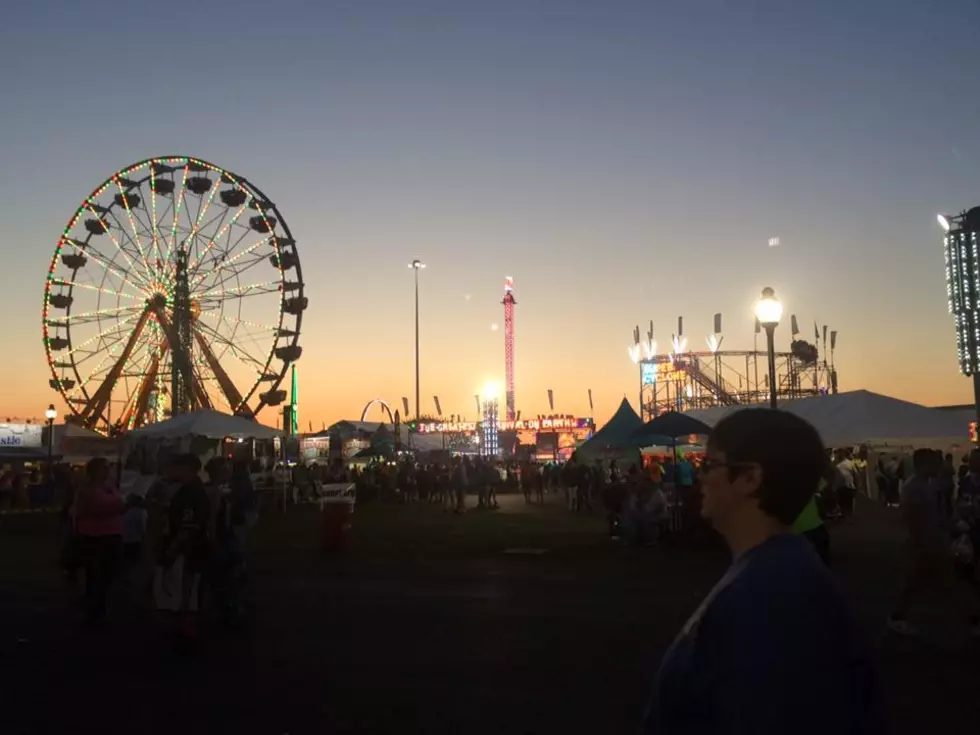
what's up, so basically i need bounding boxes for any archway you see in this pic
[360,398,394,424]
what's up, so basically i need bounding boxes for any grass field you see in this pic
[0,493,978,734]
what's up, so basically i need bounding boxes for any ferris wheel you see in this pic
[43,156,306,434]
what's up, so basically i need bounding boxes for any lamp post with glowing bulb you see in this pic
[754,287,783,409]
[408,260,426,423]
[44,404,57,481]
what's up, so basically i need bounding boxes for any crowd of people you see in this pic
[60,453,257,646]
[886,447,980,635]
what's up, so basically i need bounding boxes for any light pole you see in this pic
[45,404,57,482]
[754,287,783,409]
[408,259,426,422]
[938,209,980,436]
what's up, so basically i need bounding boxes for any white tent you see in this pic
[684,390,971,449]
[54,423,119,463]
[124,409,281,440]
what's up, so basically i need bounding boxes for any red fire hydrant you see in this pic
[320,496,354,552]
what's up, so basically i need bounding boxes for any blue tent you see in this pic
[632,411,712,446]
[575,398,645,462]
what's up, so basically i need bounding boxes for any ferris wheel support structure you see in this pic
[76,307,154,427]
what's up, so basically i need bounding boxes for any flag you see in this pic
[713,313,722,334]
[754,317,761,334]
[547,389,554,411]
[830,331,837,350]
[587,389,594,412]
[434,396,442,416]
[401,397,409,417]
[677,316,684,336]
[790,314,799,336]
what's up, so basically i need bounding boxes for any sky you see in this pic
[3,0,980,429]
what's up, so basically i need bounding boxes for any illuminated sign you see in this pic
[656,362,687,384]
[640,361,689,384]
[417,417,592,434]
[0,424,43,449]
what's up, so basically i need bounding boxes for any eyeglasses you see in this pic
[700,458,756,474]
[699,458,730,474]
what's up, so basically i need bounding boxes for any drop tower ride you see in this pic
[502,277,516,421]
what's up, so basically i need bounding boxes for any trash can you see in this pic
[320,496,354,552]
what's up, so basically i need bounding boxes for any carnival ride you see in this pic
[43,156,306,434]
[630,319,839,422]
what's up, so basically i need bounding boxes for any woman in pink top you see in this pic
[74,457,124,623]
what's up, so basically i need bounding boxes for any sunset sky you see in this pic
[3,0,980,428]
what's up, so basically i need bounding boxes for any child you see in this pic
[122,494,148,564]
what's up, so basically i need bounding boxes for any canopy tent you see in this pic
[574,398,644,462]
[124,409,281,440]
[0,446,50,462]
[632,411,712,447]
[54,423,119,463]
[684,390,971,449]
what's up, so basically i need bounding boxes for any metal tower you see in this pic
[289,364,299,435]
[502,277,517,421]
[170,246,194,416]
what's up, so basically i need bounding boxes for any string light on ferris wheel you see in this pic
[43,156,308,434]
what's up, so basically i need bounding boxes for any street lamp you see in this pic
[754,287,783,409]
[45,404,57,481]
[408,259,426,422]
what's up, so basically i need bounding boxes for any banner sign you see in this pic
[0,424,43,449]
[417,417,592,434]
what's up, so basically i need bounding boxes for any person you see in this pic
[938,452,956,518]
[161,454,211,644]
[836,448,857,518]
[452,457,468,514]
[792,463,831,565]
[121,493,148,564]
[647,481,670,545]
[959,449,980,505]
[643,409,885,734]
[74,457,125,624]
[208,458,252,627]
[675,454,694,492]
[887,449,980,636]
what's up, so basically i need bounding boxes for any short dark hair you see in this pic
[709,409,826,525]
[85,457,109,480]
[173,453,202,473]
[912,449,933,472]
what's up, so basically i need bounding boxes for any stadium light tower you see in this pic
[408,259,426,420]
[938,208,980,433]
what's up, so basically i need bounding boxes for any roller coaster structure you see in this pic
[638,350,838,422]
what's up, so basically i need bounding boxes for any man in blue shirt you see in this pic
[644,408,885,734]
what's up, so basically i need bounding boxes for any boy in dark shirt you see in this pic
[162,453,210,642]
